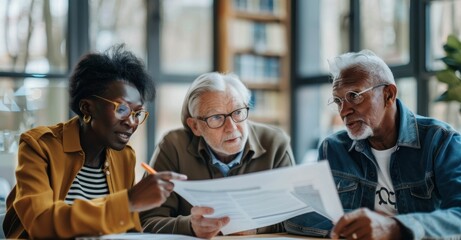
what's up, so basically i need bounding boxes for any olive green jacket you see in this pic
[140,121,295,236]
[3,117,141,239]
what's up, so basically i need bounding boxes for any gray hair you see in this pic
[328,49,395,85]
[181,72,251,130]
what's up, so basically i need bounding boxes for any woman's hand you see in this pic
[128,171,187,212]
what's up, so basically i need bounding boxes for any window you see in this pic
[427,0,461,130]
[360,0,410,65]
[297,0,350,76]
[427,0,461,70]
[0,0,68,73]
[0,0,69,187]
[429,77,461,130]
[160,0,213,75]
[89,0,147,59]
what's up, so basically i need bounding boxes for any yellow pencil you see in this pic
[141,162,157,174]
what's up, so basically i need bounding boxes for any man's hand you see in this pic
[331,208,403,240]
[190,206,230,239]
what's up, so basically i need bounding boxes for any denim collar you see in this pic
[349,99,421,152]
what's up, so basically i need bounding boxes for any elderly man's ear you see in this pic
[187,117,202,137]
[384,84,397,106]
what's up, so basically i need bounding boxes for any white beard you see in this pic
[347,124,373,140]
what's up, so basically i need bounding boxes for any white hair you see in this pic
[181,72,251,130]
[328,49,395,85]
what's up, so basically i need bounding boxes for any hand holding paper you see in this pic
[190,206,230,239]
[128,164,187,212]
[172,161,343,235]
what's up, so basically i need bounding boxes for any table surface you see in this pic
[213,233,329,239]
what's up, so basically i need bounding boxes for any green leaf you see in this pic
[451,52,461,65]
[447,85,461,102]
[436,69,461,86]
[435,87,461,102]
[441,57,460,68]
[446,34,461,51]
[444,44,458,53]
[436,35,461,104]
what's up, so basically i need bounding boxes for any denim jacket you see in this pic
[285,99,461,240]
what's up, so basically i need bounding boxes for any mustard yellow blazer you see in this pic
[3,117,141,238]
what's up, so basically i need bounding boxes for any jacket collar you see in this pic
[63,116,83,153]
[394,99,420,149]
[349,99,420,152]
[246,121,266,158]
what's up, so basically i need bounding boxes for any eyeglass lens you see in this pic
[114,104,147,123]
[93,95,148,124]
[328,84,387,111]
[205,107,249,128]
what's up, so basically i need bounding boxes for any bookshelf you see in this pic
[217,0,291,132]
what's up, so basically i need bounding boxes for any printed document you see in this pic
[172,161,343,235]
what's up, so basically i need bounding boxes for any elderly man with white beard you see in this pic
[285,50,461,240]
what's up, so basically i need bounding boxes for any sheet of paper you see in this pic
[172,161,343,235]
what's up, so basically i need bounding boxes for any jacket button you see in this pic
[106,170,110,175]
[120,220,124,225]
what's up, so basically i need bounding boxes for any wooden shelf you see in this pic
[232,11,285,22]
[232,49,286,57]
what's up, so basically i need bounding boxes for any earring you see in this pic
[83,115,92,124]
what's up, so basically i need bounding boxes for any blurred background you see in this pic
[0,0,460,191]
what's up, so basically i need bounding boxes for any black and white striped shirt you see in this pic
[64,165,109,204]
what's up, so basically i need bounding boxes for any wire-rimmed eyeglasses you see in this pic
[197,107,249,129]
[92,95,149,125]
[327,83,388,111]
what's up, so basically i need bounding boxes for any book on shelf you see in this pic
[230,19,286,55]
[233,54,280,84]
[233,0,286,18]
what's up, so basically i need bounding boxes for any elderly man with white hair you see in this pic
[140,72,295,239]
[285,50,461,240]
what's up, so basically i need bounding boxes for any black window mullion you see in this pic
[68,0,90,71]
[146,0,161,158]
[412,0,430,116]
[350,0,361,51]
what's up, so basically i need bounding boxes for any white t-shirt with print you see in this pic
[371,146,398,216]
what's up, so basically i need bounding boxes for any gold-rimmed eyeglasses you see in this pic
[92,95,149,125]
[197,107,249,129]
[327,83,388,111]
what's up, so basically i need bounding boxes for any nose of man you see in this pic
[223,116,238,130]
[339,100,355,118]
